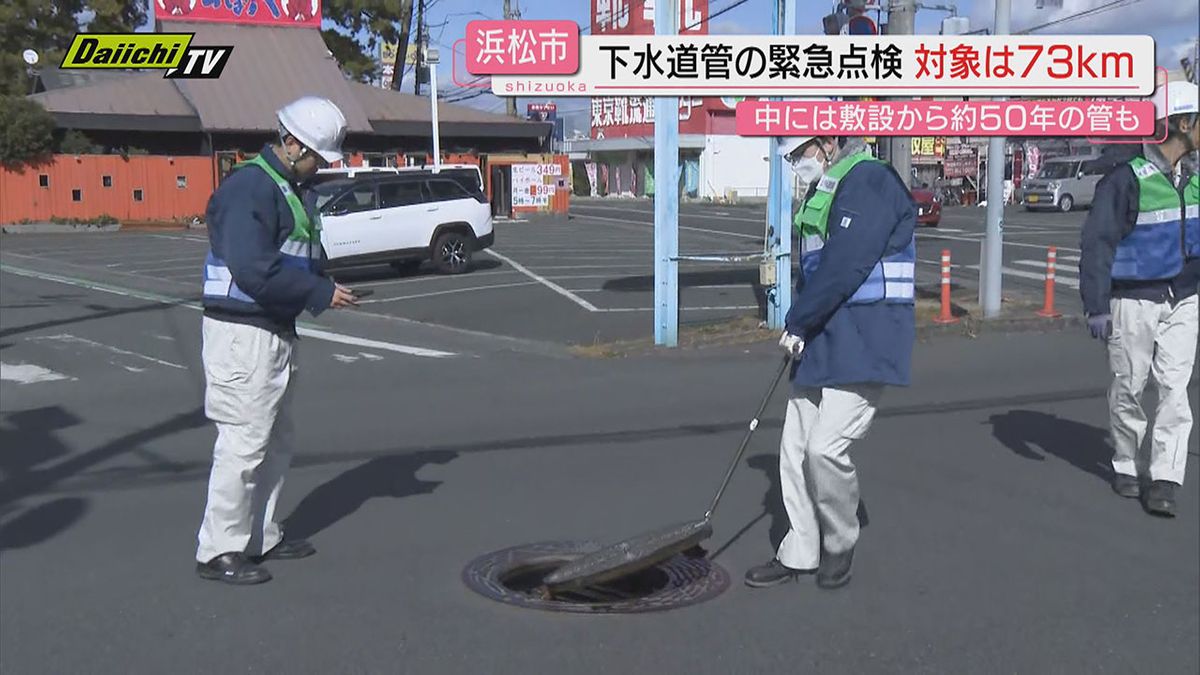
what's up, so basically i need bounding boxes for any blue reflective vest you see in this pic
[201,154,319,307]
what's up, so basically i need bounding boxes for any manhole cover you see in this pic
[462,541,730,614]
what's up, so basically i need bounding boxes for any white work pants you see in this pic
[776,385,882,570]
[196,317,296,563]
[1107,295,1198,486]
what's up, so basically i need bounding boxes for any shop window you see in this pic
[38,174,49,188]
[102,175,113,188]
[176,175,187,189]
[133,189,144,202]
[72,189,82,202]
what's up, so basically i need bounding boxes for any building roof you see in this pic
[36,66,134,92]
[347,82,550,138]
[26,23,549,142]
[159,20,374,133]
[29,72,201,132]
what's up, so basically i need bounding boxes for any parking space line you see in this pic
[1,252,193,286]
[358,281,538,304]
[595,305,760,313]
[922,233,1081,254]
[30,333,187,370]
[1,362,75,384]
[574,203,761,224]
[0,264,458,358]
[483,250,600,312]
[348,269,523,288]
[574,213,760,241]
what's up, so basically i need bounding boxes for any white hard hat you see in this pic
[777,97,835,158]
[1151,82,1199,120]
[277,96,348,164]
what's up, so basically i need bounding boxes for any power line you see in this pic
[1015,0,1141,34]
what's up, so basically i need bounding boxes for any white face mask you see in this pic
[790,155,826,184]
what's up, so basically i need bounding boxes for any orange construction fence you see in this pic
[0,154,214,224]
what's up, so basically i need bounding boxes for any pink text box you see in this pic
[735,100,1156,137]
[465,20,579,76]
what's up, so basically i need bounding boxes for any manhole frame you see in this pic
[462,541,731,614]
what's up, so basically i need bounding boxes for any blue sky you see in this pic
[131,0,1197,121]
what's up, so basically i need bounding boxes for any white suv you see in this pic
[311,168,494,275]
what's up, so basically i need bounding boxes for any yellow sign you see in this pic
[381,42,418,66]
[60,33,192,69]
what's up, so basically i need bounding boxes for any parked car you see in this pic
[911,186,941,227]
[1022,155,1105,212]
[311,171,494,275]
[313,164,486,197]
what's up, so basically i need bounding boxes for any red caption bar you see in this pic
[735,100,1157,137]
[465,20,580,75]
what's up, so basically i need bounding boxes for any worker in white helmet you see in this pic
[195,96,358,584]
[745,105,917,591]
[1079,81,1200,518]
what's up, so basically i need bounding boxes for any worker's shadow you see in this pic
[282,451,457,540]
[987,410,1111,482]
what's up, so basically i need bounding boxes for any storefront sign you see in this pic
[511,164,562,208]
[155,0,322,28]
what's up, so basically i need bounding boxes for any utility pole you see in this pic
[887,0,916,188]
[980,0,1010,317]
[414,0,425,95]
[503,0,519,117]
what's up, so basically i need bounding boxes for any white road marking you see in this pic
[577,213,761,240]
[296,328,455,358]
[358,281,538,304]
[0,264,457,359]
[965,263,1079,289]
[482,250,600,311]
[359,352,384,361]
[574,203,762,224]
[351,269,522,288]
[596,305,761,313]
[31,333,188,370]
[922,232,1082,254]
[1,362,74,384]
[148,234,208,242]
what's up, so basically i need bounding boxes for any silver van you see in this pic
[1022,154,1106,212]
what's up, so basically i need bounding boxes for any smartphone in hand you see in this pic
[352,288,374,299]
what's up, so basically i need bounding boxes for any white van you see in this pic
[1022,155,1106,212]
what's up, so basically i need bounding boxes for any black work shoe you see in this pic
[196,552,271,585]
[817,548,854,590]
[254,538,316,562]
[1112,473,1140,499]
[1143,481,1178,518]
[744,558,808,588]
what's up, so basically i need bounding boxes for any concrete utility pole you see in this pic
[887,0,916,188]
[503,0,519,117]
[980,0,1010,317]
[653,0,680,346]
[414,0,425,95]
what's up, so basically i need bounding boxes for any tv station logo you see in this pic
[60,33,233,79]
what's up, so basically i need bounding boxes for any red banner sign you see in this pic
[589,0,710,139]
[155,0,322,28]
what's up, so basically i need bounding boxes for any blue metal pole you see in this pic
[765,0,783,330]
[767,0,795,330]
[654,0,679,347]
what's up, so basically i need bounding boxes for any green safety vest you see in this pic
[792,152,917,306]
[1185,172,1199,259]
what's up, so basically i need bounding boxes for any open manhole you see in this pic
[462,541,730,614]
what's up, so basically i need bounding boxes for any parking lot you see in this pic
[0,200,1088,347]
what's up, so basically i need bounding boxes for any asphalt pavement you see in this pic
[1,230,1196,673]
[0,199,1087,349]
